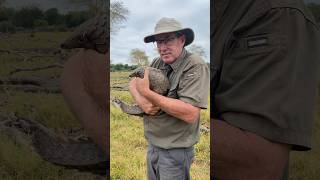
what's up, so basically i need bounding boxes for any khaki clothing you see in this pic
[212,0,320,151]
[144,49,210,149]
[147,144,194,180]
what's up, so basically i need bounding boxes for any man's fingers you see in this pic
[128,78,137,89]
[144,67,149,80]
[149,109,160,115]
[151,107,160,114]
[145,106,160,115]
[130,77,137,82]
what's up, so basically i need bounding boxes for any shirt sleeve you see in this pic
[178,62,210,109]
[215,7,320,150]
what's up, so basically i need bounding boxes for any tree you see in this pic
[129,49,149,66]
[33,19,48,27]
[68,0,129,34]
[188,44,207,58]
[64,11,90,28]
[13,6,43,28]
[0,7,14,21]
[90,0,108,14]
[44,8,63,25]
[111,0,128,35]
[111,63,138,72]
[69,0,108,15]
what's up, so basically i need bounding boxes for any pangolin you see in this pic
[113,67,170,116]
[60,13,108,54]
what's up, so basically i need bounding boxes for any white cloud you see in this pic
[111,0,210,64]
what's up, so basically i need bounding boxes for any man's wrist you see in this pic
[141,88,152,98]
[143,90,160,106]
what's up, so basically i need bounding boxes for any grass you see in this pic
[288,97,320,180]
[0,32,103,179]
[110,71,210,179]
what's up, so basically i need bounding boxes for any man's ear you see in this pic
[180,35,186,46]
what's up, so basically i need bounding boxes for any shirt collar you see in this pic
[166,49,187,73]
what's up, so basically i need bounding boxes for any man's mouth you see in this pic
[161,53,171,56]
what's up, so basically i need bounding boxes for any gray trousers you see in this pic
[147,144,194,180]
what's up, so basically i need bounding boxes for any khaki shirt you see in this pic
[212,0,320,150]
[144,49,210,149]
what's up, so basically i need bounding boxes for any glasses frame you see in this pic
[153,33,183,48]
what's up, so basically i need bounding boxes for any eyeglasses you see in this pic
[154,36,177,48]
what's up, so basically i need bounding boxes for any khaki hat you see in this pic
[144,17,194,46]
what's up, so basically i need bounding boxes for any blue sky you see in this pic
[110,0,210,64]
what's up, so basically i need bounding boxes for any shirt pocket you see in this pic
[231,33,285,55]
[221,33,287,83]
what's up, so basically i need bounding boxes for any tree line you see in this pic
[0,6,93,32]
[111,63,138,72]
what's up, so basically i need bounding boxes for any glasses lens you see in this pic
[155,36,176,48]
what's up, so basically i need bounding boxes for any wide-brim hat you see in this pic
[144,17,194,46]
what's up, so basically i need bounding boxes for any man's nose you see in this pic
[158,44,168,51]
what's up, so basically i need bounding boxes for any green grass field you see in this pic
[289,96,320,180]
[0,32,104,179]
[110,71,210,179]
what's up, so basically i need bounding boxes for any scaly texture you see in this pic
[0,116,107,175]
[60,13,108,54]
[114,67,170,116]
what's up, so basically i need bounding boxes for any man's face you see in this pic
[154,32,185,64]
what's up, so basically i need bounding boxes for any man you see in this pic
[212,0,320,179]
[129,17,210,180]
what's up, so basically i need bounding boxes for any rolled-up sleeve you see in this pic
[216,7,320,150]
[178,63,210,109]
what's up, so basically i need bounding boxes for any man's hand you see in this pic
[129,74,160,115]
[135,68,151,95]
[141,103,161,115]
[132,67,200,122]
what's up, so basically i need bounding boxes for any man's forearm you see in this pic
[133,68,200,122]
[144,89,200,123]
[61,50,108,152]
[129,80,152,107]
[212,120,290,180]
[129,79,160,115]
